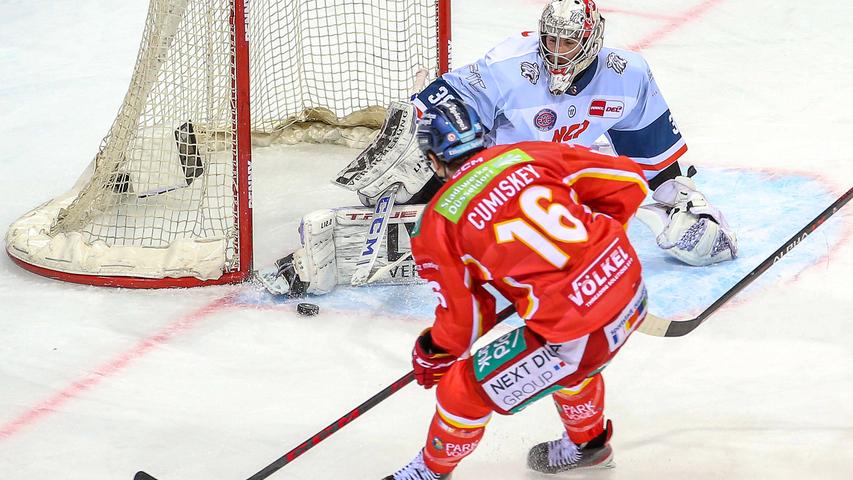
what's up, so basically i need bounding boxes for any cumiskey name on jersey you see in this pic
[467,164,541,230]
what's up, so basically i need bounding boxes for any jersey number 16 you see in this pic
[494,186,588,268]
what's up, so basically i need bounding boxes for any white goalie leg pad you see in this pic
[636,175,738,267]
[258,209,338,296]
[260,204,426,296]
[291,209,338,294]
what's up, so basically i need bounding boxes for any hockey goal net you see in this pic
[6,0,449,287]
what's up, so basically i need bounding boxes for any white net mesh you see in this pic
[251,0,439,131]
[6,0,441,283]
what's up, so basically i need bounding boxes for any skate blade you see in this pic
[530,452,615,477]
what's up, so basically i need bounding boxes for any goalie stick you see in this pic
[336,71,429,287]
[638,186,852,338]
[134,304,518,480]
[350,183,401,286]
[366,250,414,284]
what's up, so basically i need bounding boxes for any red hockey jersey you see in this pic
[411,141,649,357]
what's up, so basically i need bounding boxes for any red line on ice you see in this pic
[0,296,233,441]
[599,7,678,21]
[523,0,712,23]
[628,0,725,51]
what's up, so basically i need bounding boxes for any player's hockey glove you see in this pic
[636,170,738,266]
[412,328,457,389]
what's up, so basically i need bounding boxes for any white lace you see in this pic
[392,450,442,480]
[547,432,582,468]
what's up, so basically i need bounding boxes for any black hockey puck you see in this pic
[297,302,320,316]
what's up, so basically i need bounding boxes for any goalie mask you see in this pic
[539,0,605,95]
[416,99,485,166]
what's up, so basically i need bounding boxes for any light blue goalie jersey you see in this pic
[413,33,687,181]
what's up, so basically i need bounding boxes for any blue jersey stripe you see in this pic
[608,110,682,159]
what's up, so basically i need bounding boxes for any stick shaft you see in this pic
[643,186,852,337]
[247,304,517,480]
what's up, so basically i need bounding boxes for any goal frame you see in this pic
[7,0,452,288]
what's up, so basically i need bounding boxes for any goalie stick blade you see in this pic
[134,472,159,480]
[366,251,413,285]
[175,121,204,186]
[135,184,186,198]
[111,122,205,199]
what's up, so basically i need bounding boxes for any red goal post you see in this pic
[6,0,451,288]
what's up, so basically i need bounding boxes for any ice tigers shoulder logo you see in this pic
[520,61,540,85]
[606,52,628,75]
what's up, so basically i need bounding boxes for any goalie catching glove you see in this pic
[332,101,437,206]
[636,171,738,266]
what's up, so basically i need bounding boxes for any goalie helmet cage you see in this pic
[5,0,451,288]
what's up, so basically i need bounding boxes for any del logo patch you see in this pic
[589,99,624,118]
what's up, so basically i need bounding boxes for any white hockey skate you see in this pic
[383,450,451,480]
[527,420,615,474]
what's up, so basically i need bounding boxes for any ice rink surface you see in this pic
[1,1,851,479]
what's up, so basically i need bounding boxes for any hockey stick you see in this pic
[337,71,429,287]
[366,250,413,285]
[638,186,852,338]
[135,304,518,480]
[109,122,205,198]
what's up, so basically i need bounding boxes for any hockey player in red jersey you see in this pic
[383,99,649,480]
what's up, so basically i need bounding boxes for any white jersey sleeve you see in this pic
[603,53,687,181]
[412,35,525,133]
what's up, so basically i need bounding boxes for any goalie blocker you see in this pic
[258,204,424,296]
[333,99,440,207]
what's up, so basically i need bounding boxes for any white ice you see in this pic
[1,1,852,479]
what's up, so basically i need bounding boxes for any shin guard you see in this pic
[551,373,606,445]
[423,411,486,475]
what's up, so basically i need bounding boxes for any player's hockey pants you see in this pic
[422,286,646,474]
